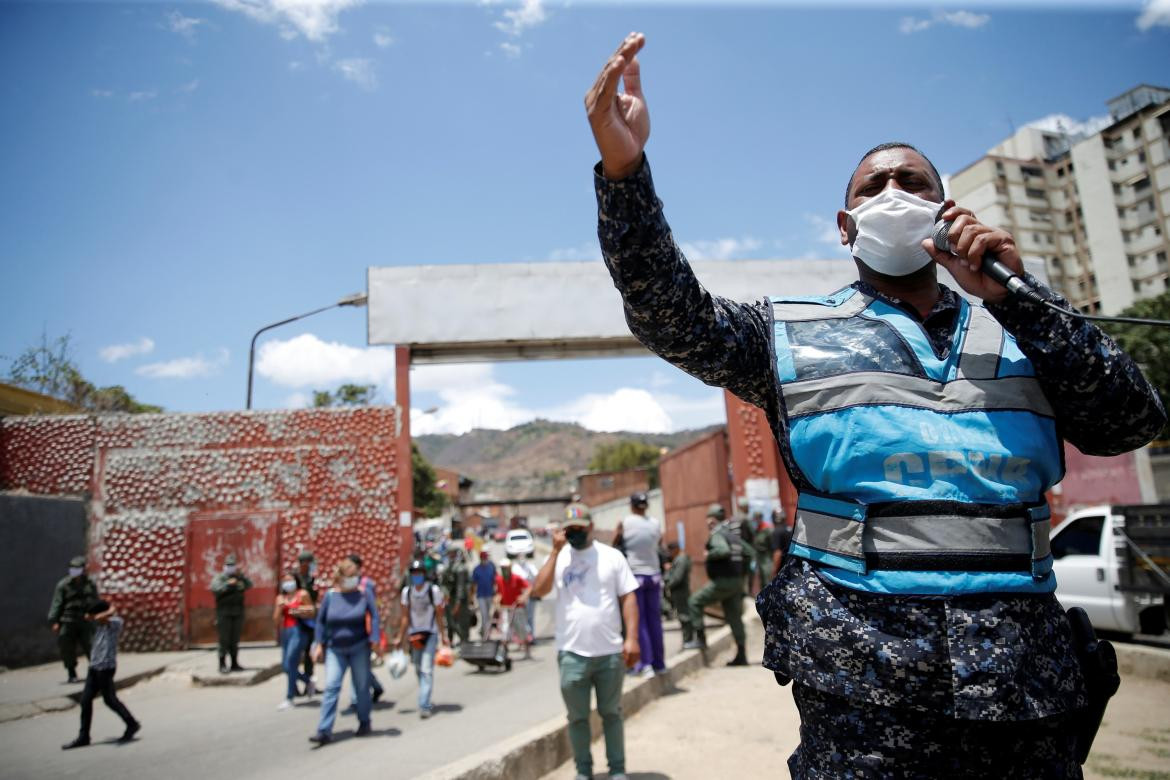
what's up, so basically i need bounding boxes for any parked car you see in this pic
[1051,503,1170,637]
[504,529,535,557]
[491,529,507,543]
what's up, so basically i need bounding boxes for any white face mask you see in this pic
[281,581,296,593]
[224,565,237,575]
[341,576,360,591]
[69,567,84,578]
[846,188,941,277]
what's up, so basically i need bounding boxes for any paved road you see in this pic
[0,591,573,780]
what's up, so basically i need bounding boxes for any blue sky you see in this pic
[2,0,1168,435]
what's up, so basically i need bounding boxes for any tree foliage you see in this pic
[588,440,662,487]
[1102,291,1170,440]
[413,442,450,518]
[3,332,162,414]
[312,383,376,407]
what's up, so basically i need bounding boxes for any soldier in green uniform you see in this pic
[734,496,756,594]
[440,547,470,646]
[663,541,693,648]
[210,554,252,673]
[751,510,775,591]
[684,504,749,667]
[48,556,99,683]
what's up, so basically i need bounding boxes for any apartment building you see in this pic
[950,84,1170,315]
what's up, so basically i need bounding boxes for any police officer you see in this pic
[48,556,98,683]
[440,547,470,646]
[684,504,749,666]
[210,553,251,673]
[663,541,693,648]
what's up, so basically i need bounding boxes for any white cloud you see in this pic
[805,213,845,246]
[100,337,155,363]
[128,90,158,102]
[900,9,990,34]
[411,364,533,434]
[282,391,312,409]
[546,241,602,262]
[333,58,377,90]
[211,0,361,42]
[255,333,394,389]
[1137,0,1170,30]
[373,28,394,48]
[678,236,763,261]
[137,348,229,379]
[548,388,673,433]
[165,10,205,39]
[500,41,522,59]
[91,89,114,98]
[494,0,547,37]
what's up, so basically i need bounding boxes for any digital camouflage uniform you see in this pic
[663,552,693,643]
[48,564,98,679]
[595,156,1166,776]
[440,554,471,645]
[210,559,252,670]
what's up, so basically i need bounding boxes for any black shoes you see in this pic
[66,673,79,684]
[726,644,749,666]
[61,737,90,750]
[355,723,372,737]
[308,731,332,746]
[372,688,383,703]
[119,721,141,743]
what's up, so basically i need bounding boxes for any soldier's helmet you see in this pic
[225,553,238,566]
[69,555,85,569]
[706,503,726,520]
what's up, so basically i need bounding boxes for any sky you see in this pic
[2,0,1169,436]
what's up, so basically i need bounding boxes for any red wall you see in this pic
[0,407,404,650]
[658,429,731,590]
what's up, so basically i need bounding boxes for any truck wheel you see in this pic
[1139,605,1167,636]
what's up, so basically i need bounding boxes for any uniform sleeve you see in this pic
[596,157,777,411]
[706,531,731,561]
[209,575,227,595]
[48,581,64,622]
[985,275,1166,455]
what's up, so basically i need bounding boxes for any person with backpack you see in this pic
[684,504,750,666]
[392,560,449,719]
[308,559,380,745]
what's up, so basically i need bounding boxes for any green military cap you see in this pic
[706,503,726,520]
[225,553,238,566]
[297,549,315,562]
[69,556,85,568]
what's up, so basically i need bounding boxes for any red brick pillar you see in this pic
[723,389,797,524]
[395,346,414,569]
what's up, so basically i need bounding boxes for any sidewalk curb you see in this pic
[1115,643,1170,683]
[190,663,282,687]
[419,619,745,780]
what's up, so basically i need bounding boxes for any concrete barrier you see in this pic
[419,619,744,780]
[1115,642,1170,684]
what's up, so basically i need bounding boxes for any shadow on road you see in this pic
[430,703,463,714]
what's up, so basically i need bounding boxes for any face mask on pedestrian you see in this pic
[845,188,941,277]
[68,566,84,578]
[411,574,425,586]
[565,528,589,549]
[224,564,237,575]
[280,580,296,593]
[341,575,359,590]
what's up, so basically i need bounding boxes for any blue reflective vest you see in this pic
[772,287,1062,596]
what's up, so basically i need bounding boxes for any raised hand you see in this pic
[922,200,1024,306]
[585,32,649,180]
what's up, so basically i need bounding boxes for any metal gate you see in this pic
[186,510,280,646]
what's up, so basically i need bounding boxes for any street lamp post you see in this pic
[246,292,368,410]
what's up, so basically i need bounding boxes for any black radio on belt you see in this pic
[1066,607,1121,765]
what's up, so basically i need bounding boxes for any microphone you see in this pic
[932,220,1046,305]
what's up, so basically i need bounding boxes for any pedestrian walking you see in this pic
[439,547,471,646]
[470,551,496,640]
[531,504,639,780]
[345,553,385,706]
[685,505,750,666]
[612,492,666,676]
[663,542,693,648]
[210,553,251,673]
[495,558,531,658]
[309,559,380,745]
[585,32,1165,775]
[513,554,540,644]
[392,560,449,719]
[294,550,318,686]
[61,600,139,750]
[47,555,98,683]
[274,570,316,709]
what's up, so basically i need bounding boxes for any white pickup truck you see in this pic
[1051,504,1170,637]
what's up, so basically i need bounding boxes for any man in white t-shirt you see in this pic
[392,560,449,719]
[532,504,639,780]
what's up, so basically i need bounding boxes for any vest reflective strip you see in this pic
[783,371,1054,418]
[957,306,1005,380]
[771,289,870,323]
[792,508,865,562]
[793,509,1040,560]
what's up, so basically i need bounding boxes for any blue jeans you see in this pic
[316,643,371,735]
[281,627,311,700]
[410,632,439,713]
